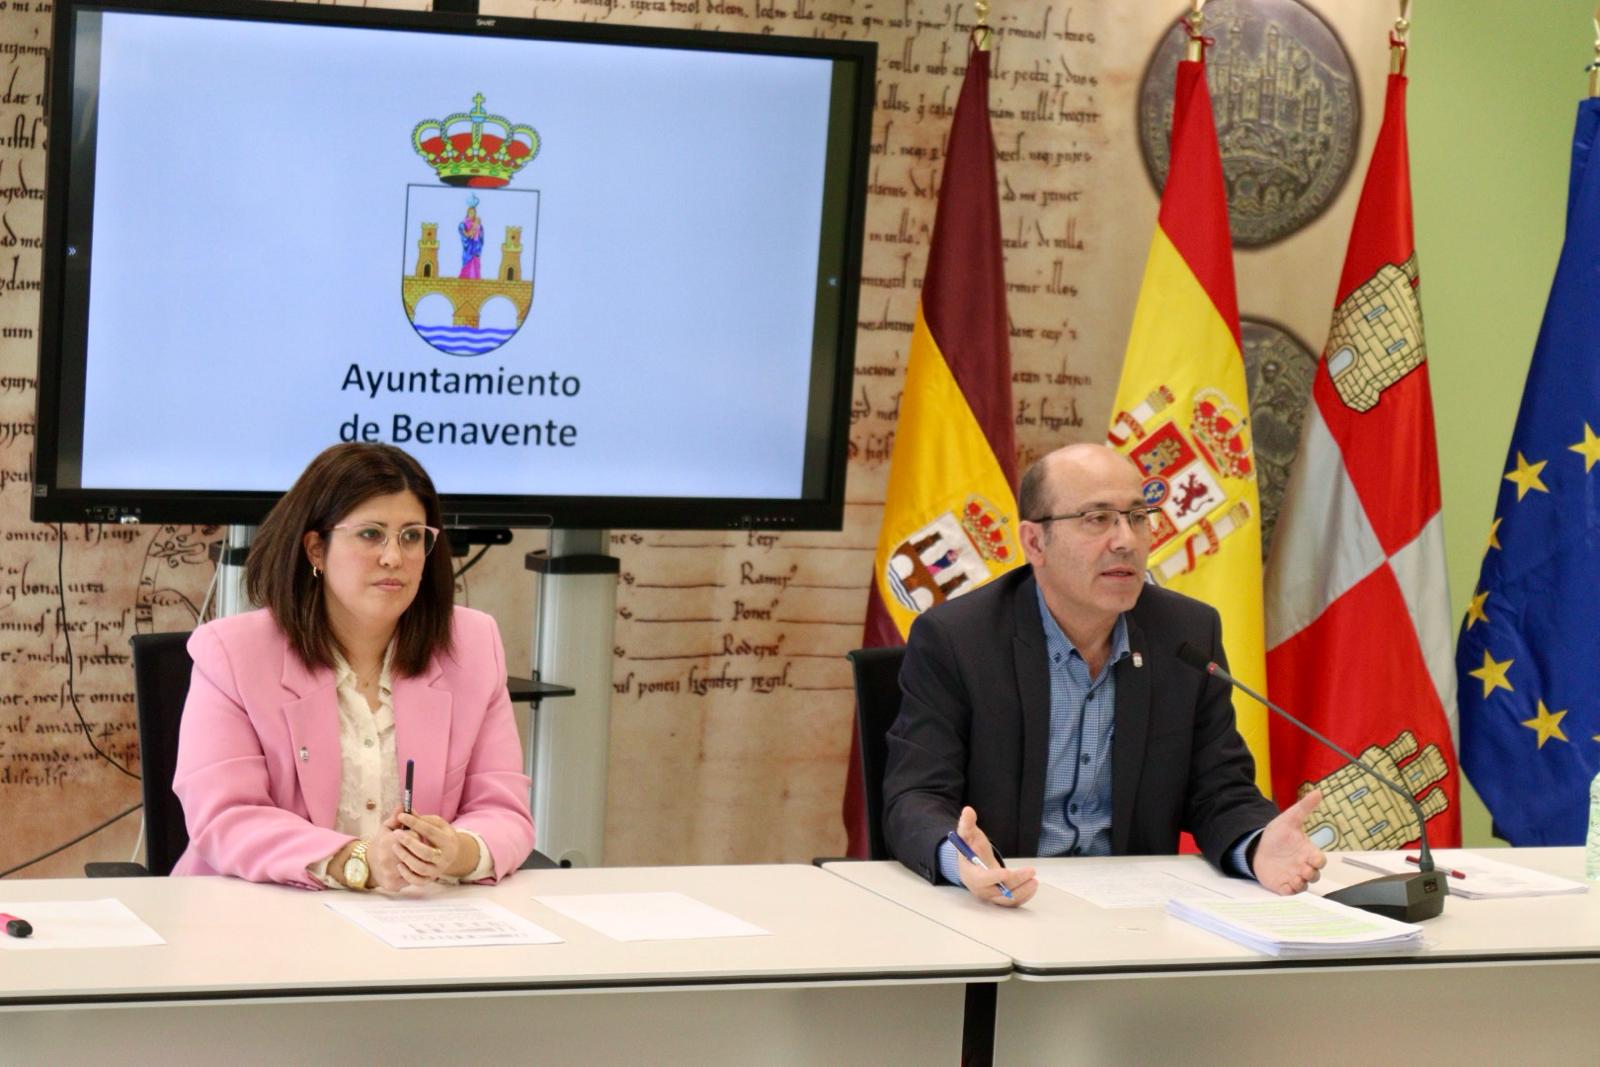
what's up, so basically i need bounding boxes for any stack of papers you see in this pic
[1167,893,1424,958]
[1340,850,1590,900]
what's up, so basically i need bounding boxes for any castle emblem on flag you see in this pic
[402,94,542,358]
[1110,384,1256,585]
[884,497,1014,615]
[1296,730,1451,850]
[1324,254,1425,412]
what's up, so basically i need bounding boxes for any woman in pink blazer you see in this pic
[172,444,535,889]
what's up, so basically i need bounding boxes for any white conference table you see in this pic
[828,848,1600,1067]
[0,863,1009,1065]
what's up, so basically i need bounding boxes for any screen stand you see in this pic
[214,525,256,618]
[526,530,619,867]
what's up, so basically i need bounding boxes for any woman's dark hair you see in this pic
[246,443,454,676]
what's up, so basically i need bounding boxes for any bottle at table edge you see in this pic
[1587,768,1600,881]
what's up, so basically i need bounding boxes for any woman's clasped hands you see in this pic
[364,810,479,890]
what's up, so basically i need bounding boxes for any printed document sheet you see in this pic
[1036,859,1270,909]
[1339,850,1589,899]
[324,897,563,949]
[534,892,770,942]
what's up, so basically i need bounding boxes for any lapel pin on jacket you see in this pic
[299,746,310,761]
[1132,652,1144,669]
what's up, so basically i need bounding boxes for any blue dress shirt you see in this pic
[937,585,1262,886]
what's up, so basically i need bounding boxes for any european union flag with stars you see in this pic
[1458,98,1600,845]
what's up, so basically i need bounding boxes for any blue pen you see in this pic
[945,830,1013,900]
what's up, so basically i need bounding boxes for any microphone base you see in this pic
[1325,870,1448,922]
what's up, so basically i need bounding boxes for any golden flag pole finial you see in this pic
[1390,0,1411,75]
[1589,4,1600,97]
[974,0,992,53]
[1184,0,1208,62]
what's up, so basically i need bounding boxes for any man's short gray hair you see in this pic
[1017,457,1054,522]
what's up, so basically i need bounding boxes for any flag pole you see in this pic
[1184,0,1208,62]
[1390,0,1411,75]
[1589,4,1600,97]
[974,0,991,52]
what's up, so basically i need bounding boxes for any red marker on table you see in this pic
[1406,854,1467,880]
[0,912,33,938]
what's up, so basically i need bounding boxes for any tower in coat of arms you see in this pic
[401,93,542,357]
[884,497,1016,615]
[1324,254,1425,412]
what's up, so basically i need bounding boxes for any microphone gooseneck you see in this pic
[1173,642,1446,923]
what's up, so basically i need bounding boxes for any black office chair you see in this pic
[845,645,907,862]
[87,630,556,876]
[82,632,192,877]
[131,631,194,875]
[850,644,998,1061]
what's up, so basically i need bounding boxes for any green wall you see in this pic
[1410,1,1595,845]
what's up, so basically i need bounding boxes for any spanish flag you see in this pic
[844,39,1022,857]
[1107,49,1271,791]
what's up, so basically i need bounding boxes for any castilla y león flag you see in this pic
[1264,67,1460,849]
[1107,51,1271,793]
[843,41,1022,858]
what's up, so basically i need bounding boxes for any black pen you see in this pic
[403,759,414,816]
[0,912,32,938]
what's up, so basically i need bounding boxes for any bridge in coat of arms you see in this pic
[402,221,533,329]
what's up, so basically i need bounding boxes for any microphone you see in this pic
[1175,642,1447,922]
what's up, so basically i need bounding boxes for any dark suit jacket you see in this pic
[882,566,1277,882]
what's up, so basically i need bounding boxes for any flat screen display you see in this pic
[35,0,872,529]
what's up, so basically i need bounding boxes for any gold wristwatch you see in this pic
[342,840,372,890]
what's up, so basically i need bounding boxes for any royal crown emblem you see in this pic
[959,499,1013,564]
[1190,388,1253,479]
[412,93,541,188]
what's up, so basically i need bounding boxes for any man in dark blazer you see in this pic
[883,444,1326,907]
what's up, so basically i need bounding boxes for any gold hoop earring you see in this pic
[312,565,322,579]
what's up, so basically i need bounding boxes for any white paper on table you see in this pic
[1036,860,1271,909]
[0,898,165,950]
[1338,850,1590,899]
[323,896,563,949]
[534,891,770,942]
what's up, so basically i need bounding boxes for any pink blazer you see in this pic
[171,606,535,888]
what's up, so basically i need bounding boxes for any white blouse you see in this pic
[308,644,493,888]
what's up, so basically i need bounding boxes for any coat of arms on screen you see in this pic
[402,94,541,357]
